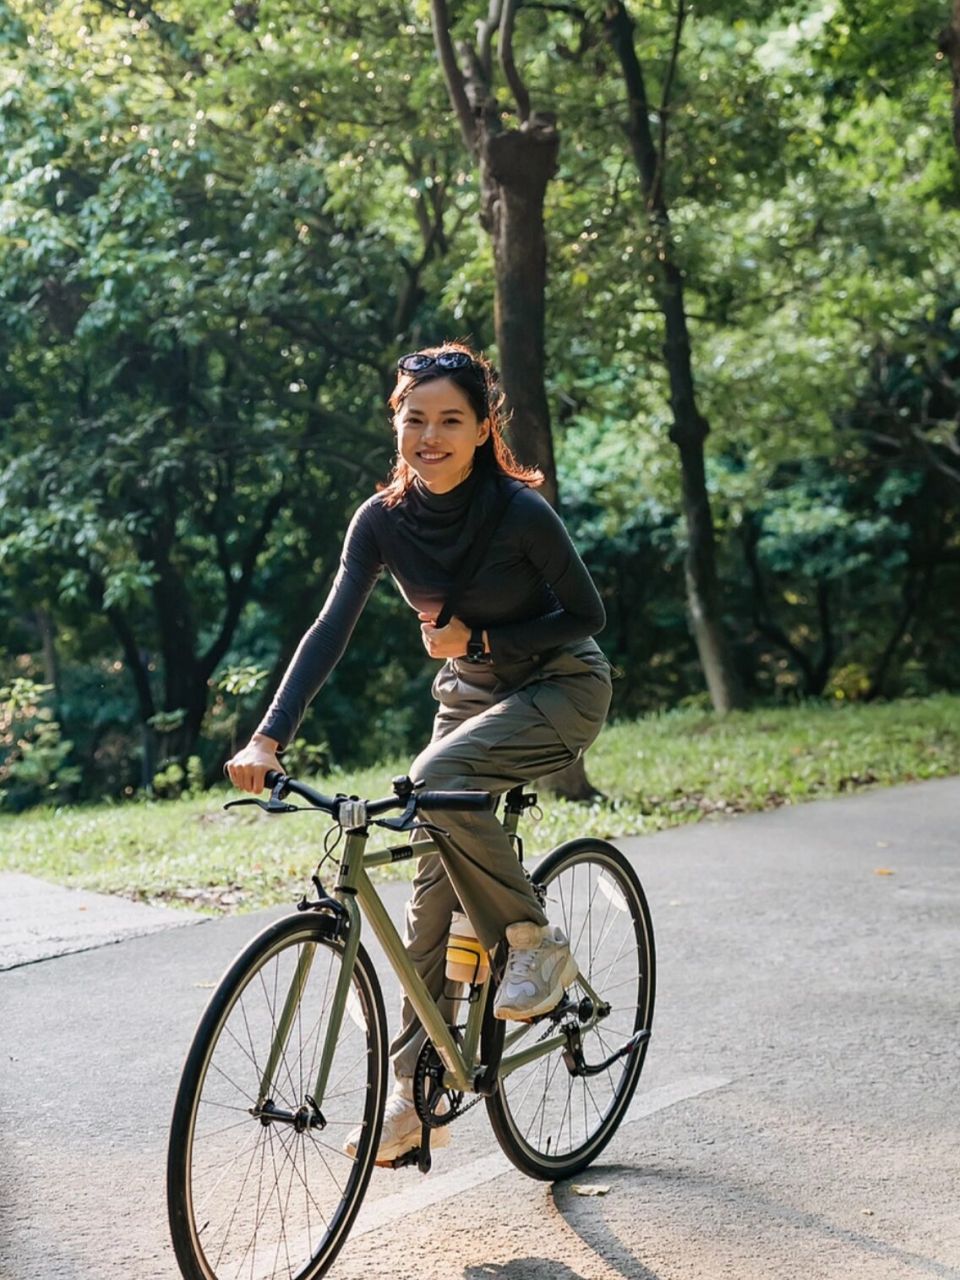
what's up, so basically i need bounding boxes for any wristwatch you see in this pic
[466,627,492,664]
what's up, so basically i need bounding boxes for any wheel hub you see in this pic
[252,1097,326,1131]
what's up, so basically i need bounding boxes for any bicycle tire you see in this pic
[168,912,388,1280]
[485,838,655,1181]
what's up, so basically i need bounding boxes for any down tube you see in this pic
[355,869,470,1090]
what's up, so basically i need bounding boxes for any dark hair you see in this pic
[378,340,543,506]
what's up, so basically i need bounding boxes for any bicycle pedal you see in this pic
[515,994,576,1027]
[379,1148,422,1170]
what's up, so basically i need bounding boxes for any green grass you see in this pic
[2,694,958,913]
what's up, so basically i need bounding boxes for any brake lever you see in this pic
[372,813,449,838]
[374,797,418,832]
[223,797,302,814]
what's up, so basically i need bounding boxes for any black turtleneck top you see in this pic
[257,469,606,748]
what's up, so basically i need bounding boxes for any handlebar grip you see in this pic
[417,789,494,811]
[265,769,286,788]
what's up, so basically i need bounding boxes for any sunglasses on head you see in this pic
[397,350,475,374]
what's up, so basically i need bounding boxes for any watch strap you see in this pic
[467,627,490,663]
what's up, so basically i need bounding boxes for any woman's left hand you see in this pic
[419,612,470,659]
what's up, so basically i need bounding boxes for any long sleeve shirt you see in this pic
[257,469,605,748]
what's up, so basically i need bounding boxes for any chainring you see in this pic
[412,1039,477,1128]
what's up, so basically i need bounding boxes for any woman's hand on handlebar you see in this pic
[226,734,282,794]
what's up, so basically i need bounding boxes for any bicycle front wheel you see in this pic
[168,912,388,1280]
[486,838,655,1180]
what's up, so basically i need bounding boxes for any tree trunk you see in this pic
[483,128,560,508]
[939,0,960,158]
[605,0,745,713]
[33,607,61,706]
[485,131,597,797]
[673,416,742,713]
[430,2,600,799]
[866,561,934,699]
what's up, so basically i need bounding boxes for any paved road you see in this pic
[1,778,958,1280]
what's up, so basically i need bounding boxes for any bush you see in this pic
[152,754,205,800]
[0,678,81,810]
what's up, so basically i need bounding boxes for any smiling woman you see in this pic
[225,339,613,1166]
[395,379,489,493]
[382,341,541,503]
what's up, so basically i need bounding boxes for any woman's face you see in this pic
[395,377,490,493]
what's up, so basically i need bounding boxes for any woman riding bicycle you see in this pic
[227,341,612,1165]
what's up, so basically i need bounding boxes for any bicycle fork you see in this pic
[253,895,363,1130]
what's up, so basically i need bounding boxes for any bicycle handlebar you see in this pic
[263,770,493,816]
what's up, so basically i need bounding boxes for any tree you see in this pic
[428,0,619,798]
[601,0,744,713]
[430,0,561,503]
[0,2,403,777]
[942,0,960,156]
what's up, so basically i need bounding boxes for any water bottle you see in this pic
[445,911,490,986]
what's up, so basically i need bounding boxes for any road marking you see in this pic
[622,1072,730,1125]
[351,1073,731,1238]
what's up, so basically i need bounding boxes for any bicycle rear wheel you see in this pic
[485,838,655,1180]
[168,912,387,1280]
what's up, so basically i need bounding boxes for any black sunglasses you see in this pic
[397,350,475,374]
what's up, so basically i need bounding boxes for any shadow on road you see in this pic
[463,1263,597,1280]
[548,1163,663,1280]
[459,1165,664,1280]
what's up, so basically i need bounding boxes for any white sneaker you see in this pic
[343,1077,451,1166]
[493,922,579,1021]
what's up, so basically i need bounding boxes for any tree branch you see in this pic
[431,0,480,156]
[652,0,686,209]
[200,485,287,683]
[96,0,205,74]
[740,523,815,688]
[500,0,531,123]
[477,0,503,81]
[867,561,935,699]
[605,1,660,209]
[90,574,156,723]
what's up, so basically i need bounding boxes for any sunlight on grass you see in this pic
[2,694,958,913]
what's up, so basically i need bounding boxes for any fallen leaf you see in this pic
[873,868,895,876]
[570,1184,611,1196]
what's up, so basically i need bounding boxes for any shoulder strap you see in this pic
[435,480,521,629]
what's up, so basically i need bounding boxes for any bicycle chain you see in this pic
[412,1040,466,1128]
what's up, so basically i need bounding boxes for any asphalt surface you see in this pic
[1,777,958,1280]
[0,873,202,970]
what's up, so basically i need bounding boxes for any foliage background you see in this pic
[1,0,959,808]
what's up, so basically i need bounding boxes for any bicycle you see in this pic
[167,770,656,1280]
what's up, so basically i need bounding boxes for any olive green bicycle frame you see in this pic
[257,803,606,1112]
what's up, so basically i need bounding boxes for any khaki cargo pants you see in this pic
[390,640,612,1078]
